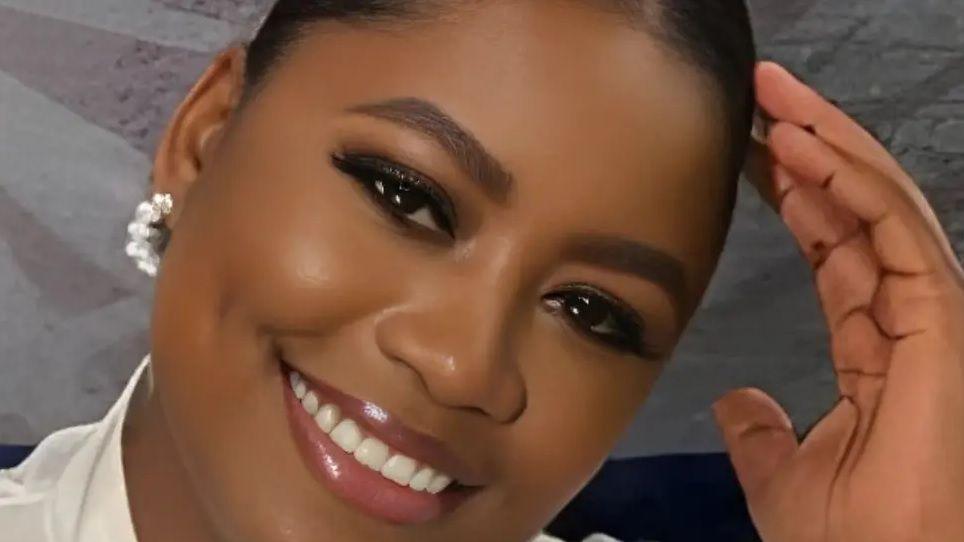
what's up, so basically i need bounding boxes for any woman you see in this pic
[1,1,962,541]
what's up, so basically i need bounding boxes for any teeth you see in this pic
[294,378,307,400]
[288,370,456,494]
[426,473,453,495]
[408,467,435,492]
[330,419,363,453]
[314,404,341,433]
[381,454,418,486]
[354,437,390,471]
[301,391,320,415]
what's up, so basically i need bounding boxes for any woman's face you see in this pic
[149,2,731,541]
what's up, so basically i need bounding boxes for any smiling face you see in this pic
[145,1,734,541]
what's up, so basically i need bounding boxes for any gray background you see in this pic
[0,0,961,457]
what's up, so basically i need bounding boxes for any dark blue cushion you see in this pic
[0,445,34,470]
[547,453,761,542]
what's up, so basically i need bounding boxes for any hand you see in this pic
[713,61,964,541]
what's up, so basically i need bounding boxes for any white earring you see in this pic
[125,193,174,277]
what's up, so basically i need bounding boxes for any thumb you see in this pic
[713,388,798,502]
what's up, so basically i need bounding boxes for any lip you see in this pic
[279,360,482,524]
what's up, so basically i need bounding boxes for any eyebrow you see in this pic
[562,234,689,324]
[346,98,513,202]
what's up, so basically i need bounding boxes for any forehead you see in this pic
[256,0,731,277]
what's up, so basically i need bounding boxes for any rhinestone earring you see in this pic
[125,193,174,277]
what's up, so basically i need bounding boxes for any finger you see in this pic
[768,122,946,276]
[774,165,881,327]
[773,165,893,398]
[831,310,892,383]
[811,229,891,396]
[873,272,950,339]
[741,398,858,541]
[794,398,859,486]
[757,62,961,274]
[778,168,861,267]
[713,388,798,502]
[755,61,904,181]
[814,233,881,334]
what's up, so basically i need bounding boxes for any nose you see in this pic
[373,269,528,423]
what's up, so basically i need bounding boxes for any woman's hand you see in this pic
[714,61,964,541]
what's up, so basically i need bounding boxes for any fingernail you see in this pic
[750,107,769,144]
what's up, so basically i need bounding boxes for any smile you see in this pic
[280,362,479,524]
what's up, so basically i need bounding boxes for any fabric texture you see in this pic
[0,355,147,542]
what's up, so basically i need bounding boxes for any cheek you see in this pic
[146,133,429,540]
[218,173,394,331]
[189,132,416,335]
[497,329,660,518]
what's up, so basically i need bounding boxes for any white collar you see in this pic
[48,354,148,542]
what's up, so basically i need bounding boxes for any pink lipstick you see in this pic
[279,361,480,524]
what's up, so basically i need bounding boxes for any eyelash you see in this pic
[543,284,652,358]
[331,153,457,239]
[332,154,651,358]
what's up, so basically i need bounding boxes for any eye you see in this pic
[543,285,650,358]
[332,153,456,239]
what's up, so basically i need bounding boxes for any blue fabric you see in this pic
[547,453,761,542]
[0,445,34,470]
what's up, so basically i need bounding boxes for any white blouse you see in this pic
[0,355,618,542]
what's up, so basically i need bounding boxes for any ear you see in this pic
[151,45,247,229]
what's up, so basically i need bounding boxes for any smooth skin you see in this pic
[118,2,964,541]
[723,62,964,541]
[125,4,730,542]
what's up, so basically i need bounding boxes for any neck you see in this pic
[122,365,223,542]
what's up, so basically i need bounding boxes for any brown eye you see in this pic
[332,154,456,238]
[543,286,649,357]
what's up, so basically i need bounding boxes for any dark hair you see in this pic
[244,0,756,226]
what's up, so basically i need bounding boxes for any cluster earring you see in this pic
[125,192,174,277]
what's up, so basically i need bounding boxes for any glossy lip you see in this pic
[279,360,483,524]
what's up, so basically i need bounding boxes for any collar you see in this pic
[48,354,149,542]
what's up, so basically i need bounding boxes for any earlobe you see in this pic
[150,45,247,227]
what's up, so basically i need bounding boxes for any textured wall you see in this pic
[0,0,961,456]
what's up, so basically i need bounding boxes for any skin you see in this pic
[124,3,730,542]
[118,1,964,541]
[719,63,964,541]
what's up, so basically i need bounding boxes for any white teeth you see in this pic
[287,371,455,493]
[354,437,390,471]
[314,404,341,434]
[294,379,307,400]
[330,419,363,453]
[426,473,453,495]
[301,391,320,415]
[381,454,418,486]
[408,467,435,492]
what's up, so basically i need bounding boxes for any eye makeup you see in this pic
[332,151,659,360]
[331,153,458,240]
[543,283,654,359]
